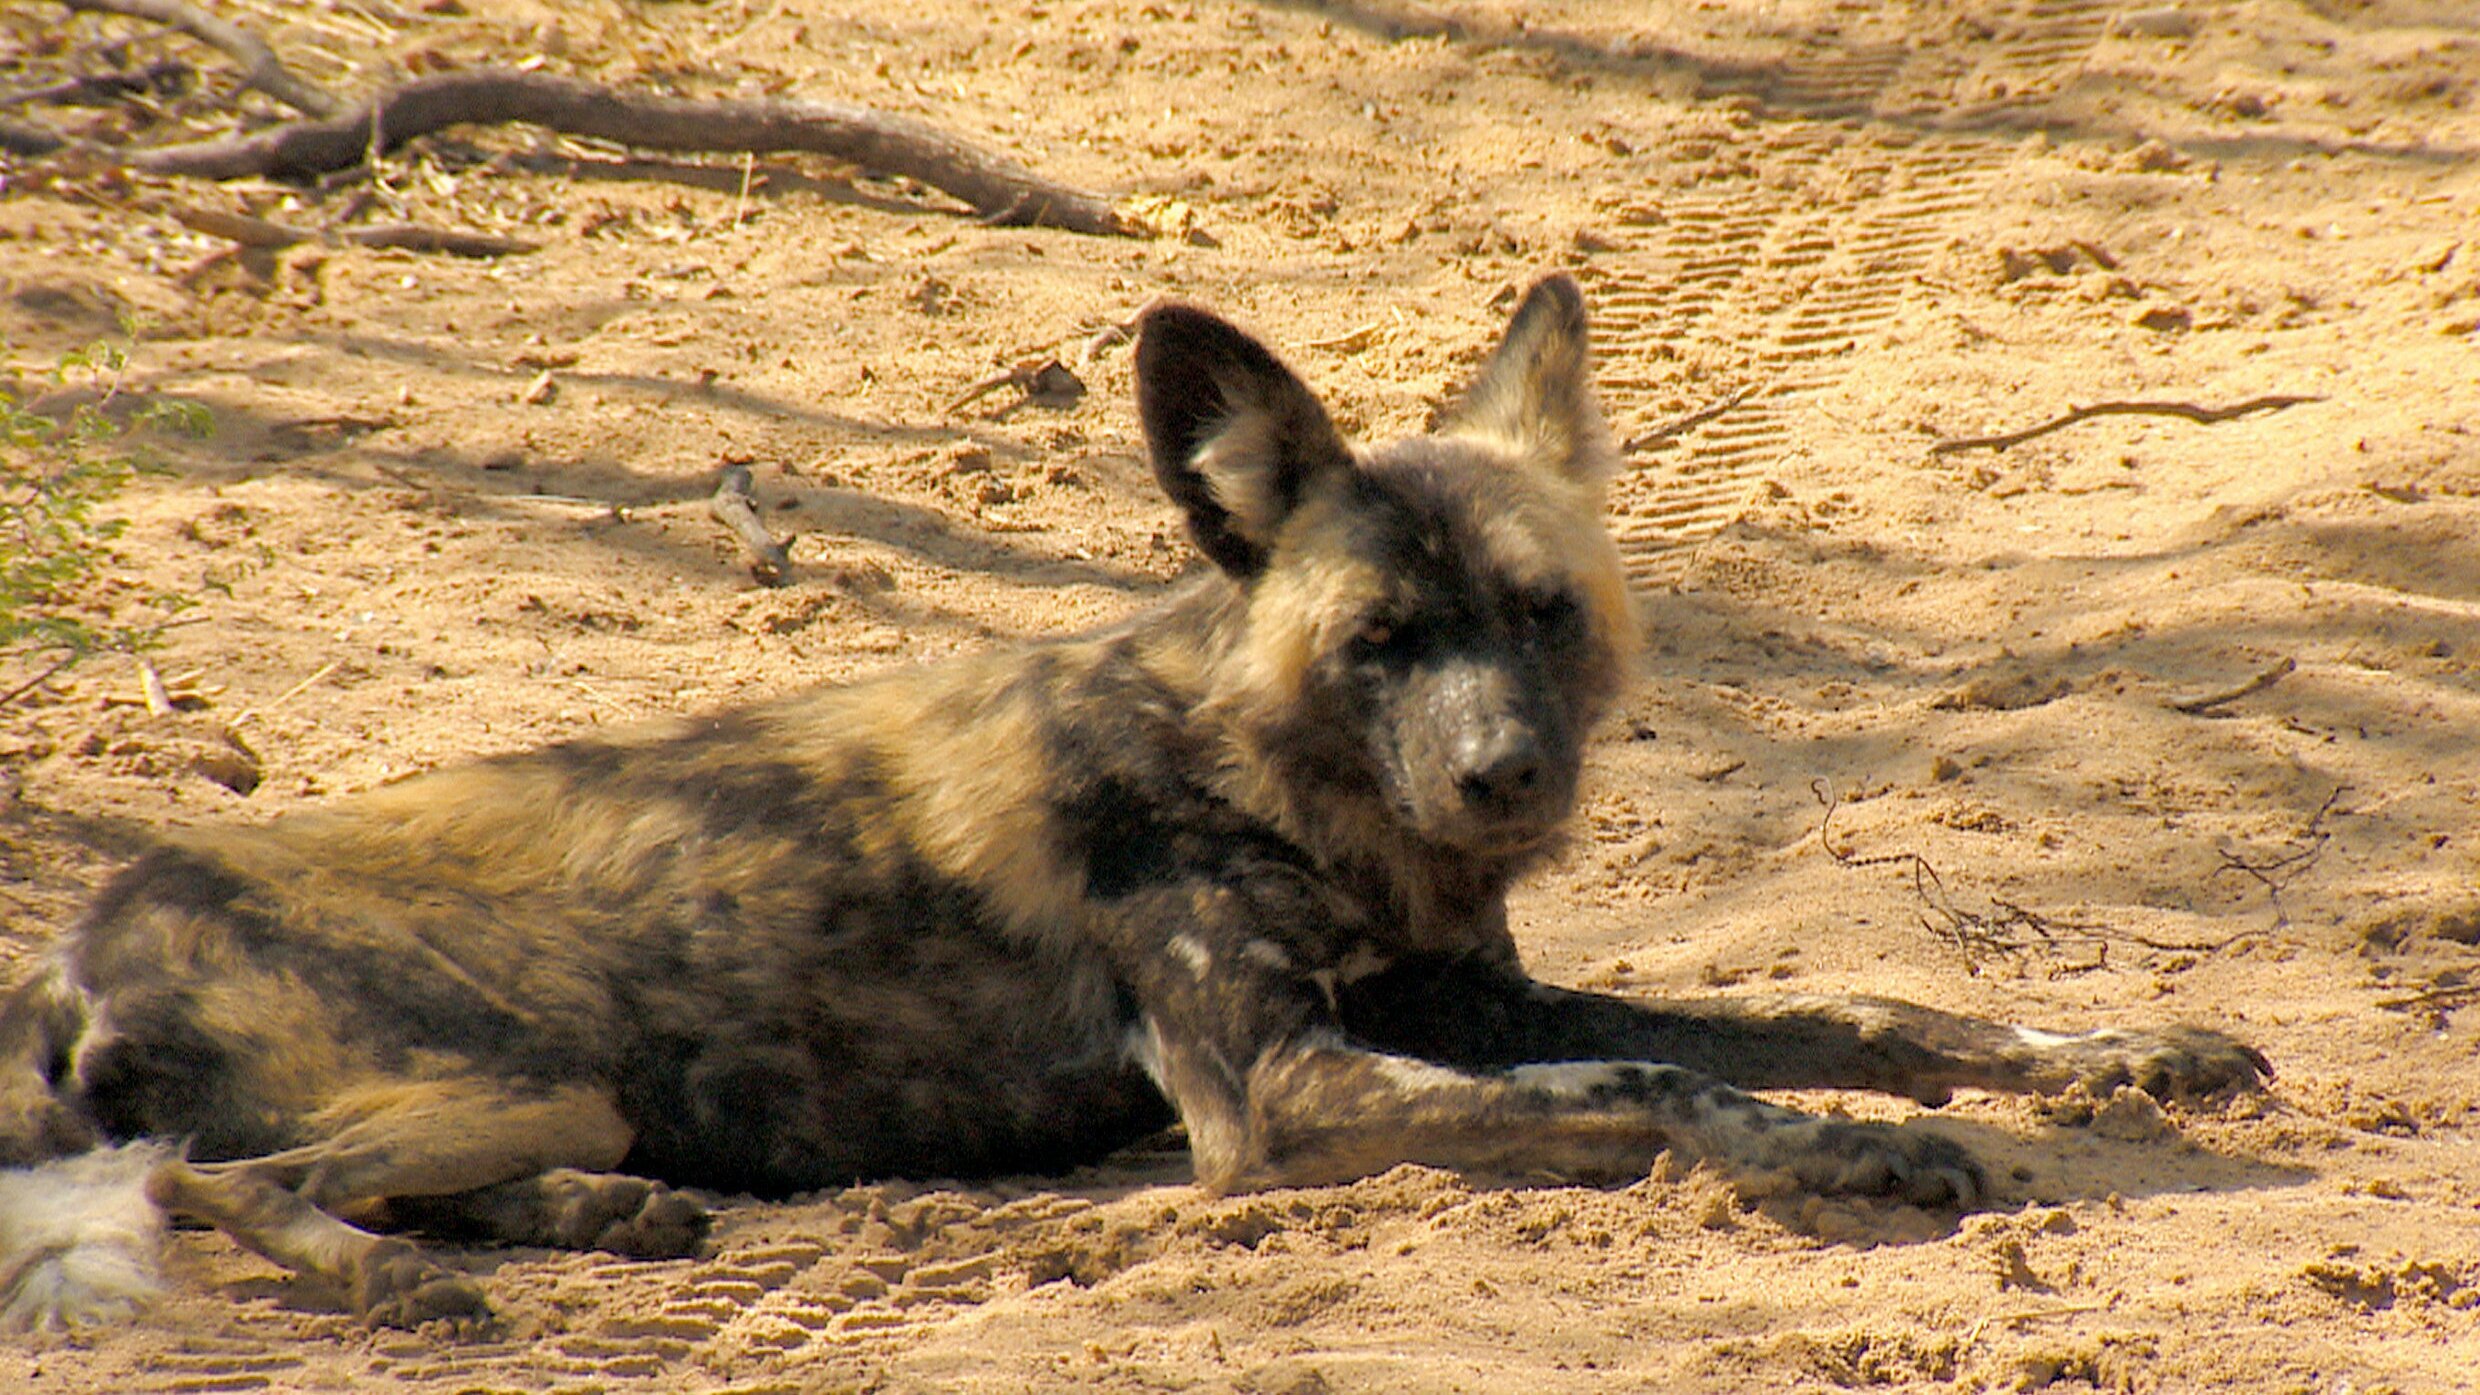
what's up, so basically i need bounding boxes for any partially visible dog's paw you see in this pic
[1784,1121,1984,1209]
[356,1238,492,1334]
[540,1171,711,1258]
[2051,1025,2271,1103]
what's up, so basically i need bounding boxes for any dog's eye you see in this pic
[1350,617,1419,663]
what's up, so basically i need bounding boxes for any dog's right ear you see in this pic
[1136,305,1354,579]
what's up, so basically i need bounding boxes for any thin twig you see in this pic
[2375,983,2480,1014]
[1928,395,2321,455]
[61,0,345,118]
[0,651,79,710]
[167,203,540,257]
[2168,656,2296,715]
[2211,786,2346,932]
[1624,384,1761,454]
[0,59,191,110]
[1813,780,2258,967]
[946,358,1086,415]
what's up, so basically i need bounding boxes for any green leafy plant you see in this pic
[1,330,212,702]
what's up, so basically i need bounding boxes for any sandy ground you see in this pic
[3,1,2478,1390]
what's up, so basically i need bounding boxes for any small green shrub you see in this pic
[1,331,212,692]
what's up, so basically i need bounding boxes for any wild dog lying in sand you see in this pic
[0,274,2267,1332]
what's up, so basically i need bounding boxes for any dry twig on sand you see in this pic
[2168,656,2296,715]
[1623,384,1761,454]
[61,0,344,118]
[1812,780,2262,969]
[122,69,1137,237]
[1929,394,2320,455]
[947,358,1086,416]
[709,465,791,588]
[168,204,539,258]
[2210,786,2346,932]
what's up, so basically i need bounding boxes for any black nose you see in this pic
[1455,725,1546,813]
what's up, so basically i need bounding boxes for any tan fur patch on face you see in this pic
[1218,477,1388,713]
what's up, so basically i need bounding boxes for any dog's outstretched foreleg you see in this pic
[1335,954,2271,1106]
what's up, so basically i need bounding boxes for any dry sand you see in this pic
[2,1,2477,1390]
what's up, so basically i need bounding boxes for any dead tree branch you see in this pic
[62,0,345,119]
[123,68,1139,236]
[1928,395,2321,456]
[709,465,790,587]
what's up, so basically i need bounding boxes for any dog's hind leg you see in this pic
[158,1078,694,1327]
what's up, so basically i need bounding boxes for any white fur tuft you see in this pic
[0,1141,171,1333]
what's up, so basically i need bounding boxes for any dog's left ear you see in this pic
[1441,273,1614,487]
[1136,304,1354,579]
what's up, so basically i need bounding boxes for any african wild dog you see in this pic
[0,274,2267,1331]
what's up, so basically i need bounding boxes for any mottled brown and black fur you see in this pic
[0,275,2266,1331]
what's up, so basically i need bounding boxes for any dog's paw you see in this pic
[1774,1120,1985,1209]
[2045,1025,2271,1102]
[540,1171,711,1258]
[356,1238,493,1334]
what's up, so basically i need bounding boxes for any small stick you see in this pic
[1623,384,1760,454]
[2168,657,2296,715]
[2376,983,2480,1014]
[227,658,340,726]
[0,651,79,710]
[0,59,192,110]
[170,204,540,257]
[946,358,1085,415]
[1929,395,2320,456]
[62,0,345,118]
[708,464,790,587]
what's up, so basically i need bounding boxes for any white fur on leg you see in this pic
[0,1141,171,1333]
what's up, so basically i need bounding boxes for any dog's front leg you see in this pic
[1337,954,2270,1106]
[1239,1033,1981,1205]
[1134,993,1981,1207]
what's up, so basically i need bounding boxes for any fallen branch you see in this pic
[2168,656,2296,715]
[1623,383,1761,454]
[123,68,1139,236]
[709,464,790,587]
[170,204,539,257]
[0,59,191,110]
[1928,395,2321,456]
[62,0,344,119]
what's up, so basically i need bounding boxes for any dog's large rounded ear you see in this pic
[1441,273,1614,487]
[1136,304,1354,578]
